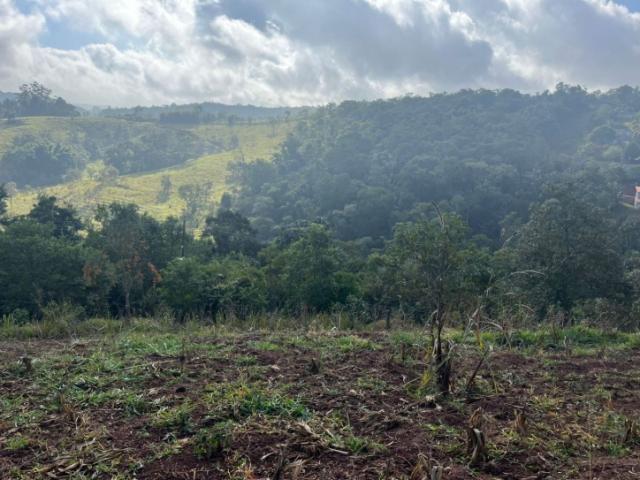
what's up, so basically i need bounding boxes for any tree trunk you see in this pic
[124,289,131,322]
[433,309,451,394]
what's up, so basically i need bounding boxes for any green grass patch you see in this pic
[4,435,31,451]
[248,340,281,352]
[335,335,380,353]
[152,402,195,435]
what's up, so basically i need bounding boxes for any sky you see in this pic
[1,0,640,107]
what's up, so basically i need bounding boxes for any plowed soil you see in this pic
[1,330,639,479]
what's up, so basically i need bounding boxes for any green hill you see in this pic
[234,86,640,242]
[4,118,293,220]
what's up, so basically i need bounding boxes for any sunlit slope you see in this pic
[0,116,124,156]
[8,121,293,219]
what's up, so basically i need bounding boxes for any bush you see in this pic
[10,308,30,325]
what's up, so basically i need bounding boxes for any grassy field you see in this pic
[1,320,640,479]
[5,118,293,220]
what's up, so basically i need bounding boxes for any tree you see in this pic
[262,224,357,313]
[512,184,624,319]
[159,257,266,321]
[219,192,232,210]
[87,203,188,317]
[159,258,220,321]
[157,175,172,203]
[89,204,153,318]
[361,252,397,328]
[27,195,83,240]
[385,212,489,393]
[178,182,213,229]
[16,82,76,116]
[0,220,87,316]
[0,184,7,220]
[202,210,260,257]
[0,135,79,187]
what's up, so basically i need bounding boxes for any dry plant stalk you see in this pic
[465,350,488,392]
[467,407,487,465]
[409,453,430,480]
[469,407,484,429]
[467,428,487,466]
[431,465,444,480]
[514,408,527,436]
[623,419,637,445]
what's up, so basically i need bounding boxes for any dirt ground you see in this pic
[1,330,639,479]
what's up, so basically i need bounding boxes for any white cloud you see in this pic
[0,0,639,106]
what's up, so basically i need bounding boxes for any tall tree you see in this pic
[512,183,624,318]
[0,220,87,316]
[203,210,259,257]
[178,182,213,229]
[27,195,83,240]
[89,204,153,318]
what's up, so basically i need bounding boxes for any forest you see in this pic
[3,85,640,479]
[3,85,640,330]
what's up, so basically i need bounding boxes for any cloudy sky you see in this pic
[1,0,640,107]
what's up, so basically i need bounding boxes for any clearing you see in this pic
[5,119,293,220]
[1,324,640,479]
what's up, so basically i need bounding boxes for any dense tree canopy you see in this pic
[232,86,640,243]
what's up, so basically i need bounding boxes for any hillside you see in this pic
[100,101,308,123]
[4,118,293,220]
[233,86,640,243]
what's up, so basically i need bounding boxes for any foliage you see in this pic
[261,224,359,313]
[6,120,293,219]
[0,183,6,219]
[0,82,78,117]
[202,209,260,257]
[193,422,233,459]
[178,182,214,229]
[0,134,80,187]
[0,219,87,316]
[510,181,626,316]
[26,195,83,239]
[232,86,640,243]
[384,212,490,324]
[159,257,267,321]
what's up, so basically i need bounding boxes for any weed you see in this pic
[335,335,380,353]
[152,402,194,435]
[355,376,387,393]
[342,434,385,454]
[193,421,233,459]
[122,393,150,416]
[5,436,31,451]
[233,387,309,419]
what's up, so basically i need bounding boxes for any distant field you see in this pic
[1,322,639,479]
[5,118,293,219]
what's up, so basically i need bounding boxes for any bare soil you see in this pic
[1,331,639,479]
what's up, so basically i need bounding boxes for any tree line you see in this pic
[1,172,639,331]
[0,82,77,120]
